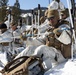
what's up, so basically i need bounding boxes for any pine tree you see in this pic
[0,0,8,21]
[0,0,8,6]
[12,6,21,23]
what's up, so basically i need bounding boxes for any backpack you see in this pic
[1,56,44,75]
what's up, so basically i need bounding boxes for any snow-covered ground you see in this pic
[44,58,76,75]
[0,45,76,75]
[1,52,76,75]
[0,52,76,75]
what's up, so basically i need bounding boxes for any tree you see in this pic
[0,0,8,21]
[0,6,7,21]
[12,6,21,23]
[14,0,20,9]
[0,0,8,6]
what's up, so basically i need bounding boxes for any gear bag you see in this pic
[1,56,44,75]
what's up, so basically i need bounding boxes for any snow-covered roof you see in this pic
[20,13,32,17]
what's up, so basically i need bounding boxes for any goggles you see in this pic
[47,16,55,21]
[61,14,65,16]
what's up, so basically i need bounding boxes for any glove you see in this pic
[53,28,61,36]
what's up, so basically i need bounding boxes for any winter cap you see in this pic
[47,9,59,19]
[60,9,69,18]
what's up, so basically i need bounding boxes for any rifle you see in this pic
[71,0,75,25]
[67,0,76,60]
[37,4,40,37]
